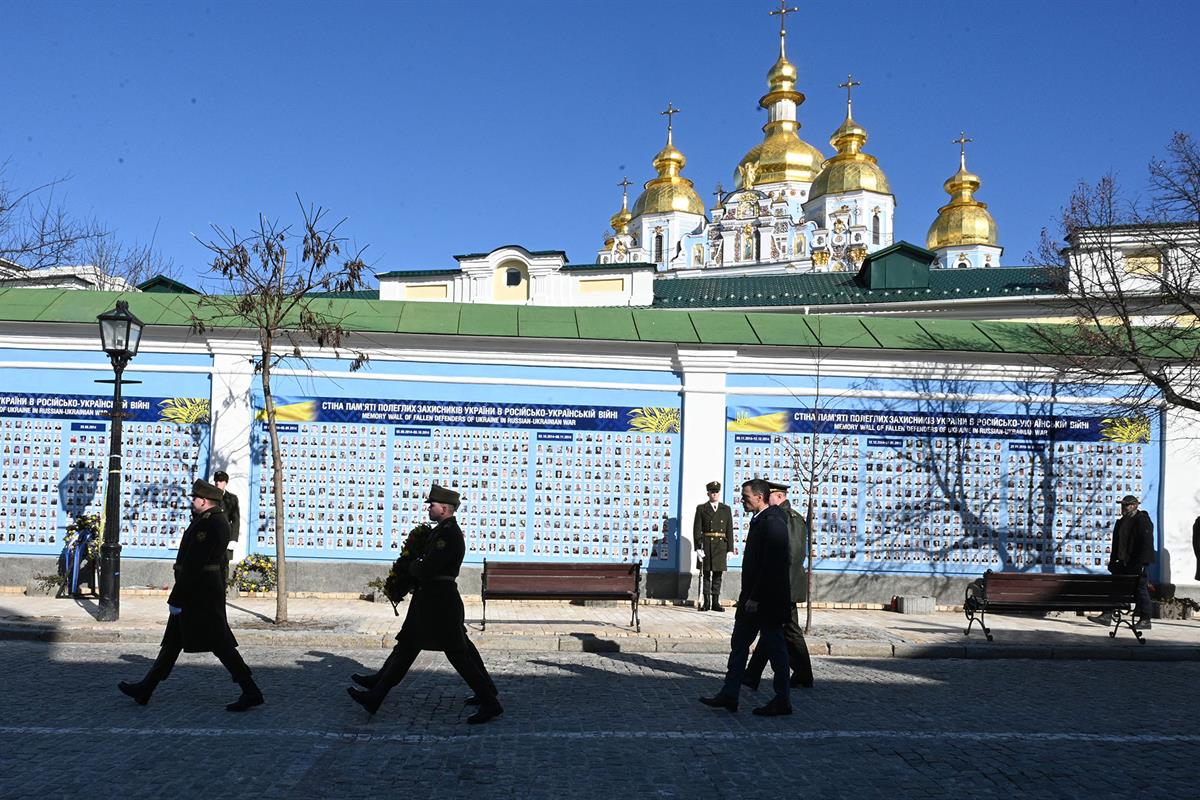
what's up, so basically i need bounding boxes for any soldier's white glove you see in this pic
[696,549,705,562]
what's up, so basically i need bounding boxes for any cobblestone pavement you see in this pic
[2,641,1197,799]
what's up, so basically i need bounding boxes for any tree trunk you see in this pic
[261,340,287,624]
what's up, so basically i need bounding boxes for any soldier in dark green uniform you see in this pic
[743,481,814,689]
[213,470,239,588]
[693,480,734,612]
[117,479,264,711]
[347,484,502,724]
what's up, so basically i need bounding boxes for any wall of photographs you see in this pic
[0,388,211,557]
[725,400,1159,576]
[248,380,681,569]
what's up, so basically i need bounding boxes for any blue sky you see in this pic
[4,0,1198,287]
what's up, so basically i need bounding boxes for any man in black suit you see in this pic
[1104,494,1156,629]
[743,481,814,690]
[699,478,792,716]
[692,480,734,611]
[347,484,502,724]
[117,479,263,711]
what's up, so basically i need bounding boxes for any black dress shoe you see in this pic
[698,694,738,712]
[350,672,378,689]
[347,686,383,715]
[712,604,726,613]
[464,694,482,706]
[752,699,793,717]
[226,689,265,712]
[467,701,504,724]
[741,676,761,691]
[118,680,153,706]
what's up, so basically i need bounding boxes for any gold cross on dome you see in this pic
[839,74,862,111]
[617,176,632,204]
[712,183,724,204]
[660,101,681,143]
[770,1,800,55]
[953,131,974,168]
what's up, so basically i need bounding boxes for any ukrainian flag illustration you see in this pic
[255,398,317,422]
[726,408,791,432]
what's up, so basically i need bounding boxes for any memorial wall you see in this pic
[0,326,1190,599]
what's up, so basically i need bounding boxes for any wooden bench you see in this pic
[480,560,642,632]
[964,570,1144,643]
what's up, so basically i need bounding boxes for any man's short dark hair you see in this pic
[741,478,770,500]
[213,470,229,482]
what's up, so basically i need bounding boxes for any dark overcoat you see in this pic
[166,507,238,653]
[779,499,810,604]
[735,505,792,625]
[693,501,735,571]
[220,490,241,542]
[1110,509,1155,568]
[398,515,471,652]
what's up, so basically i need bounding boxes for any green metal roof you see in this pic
[0,287,1113,357]
[137,274,202,294]
[653,266,1066,309]
[561,262,657,272]
[375,269,460,279]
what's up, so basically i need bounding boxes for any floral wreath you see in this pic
[65,514,102,562]
[231,553,277,592]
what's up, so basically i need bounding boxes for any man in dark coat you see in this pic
[213,470,240,587]
[1103,494,1156,629]
[117,479,263,711]
[347,485,502,724]
[699,478,792,717]
[693,480,734,612]
[743,482,814,690]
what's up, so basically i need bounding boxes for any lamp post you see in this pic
[95,300,144,622]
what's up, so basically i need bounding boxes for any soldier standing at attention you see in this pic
[117,479,263,711]
[347,485,502,724]
[693,481,734,612]
[213,470,239,588]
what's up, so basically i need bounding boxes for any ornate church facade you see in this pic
[378,5,1007,308]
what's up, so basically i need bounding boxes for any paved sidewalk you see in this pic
[2,591,1198,660]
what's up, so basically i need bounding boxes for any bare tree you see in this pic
[82,228,179,291]
[0,160,106,270]
[191,198,370,624]
[1030,132,1200,413]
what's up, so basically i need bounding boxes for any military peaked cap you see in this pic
[705,481,721,493]
[766,481,790,493]
[191,479,224,501]
[1120,495,1139,505]
[425,484,461,507]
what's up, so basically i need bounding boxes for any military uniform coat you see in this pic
[398,515,471,652]
[779,499,810,603]
[220,490,241,542]
[166,508,238,653]
[693,501,734,571]
[735,505,792,625]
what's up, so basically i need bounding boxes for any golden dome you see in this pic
[809,104,890,198]
[926,154,997,249]
[735,48,824,186]
[632,130,704,216]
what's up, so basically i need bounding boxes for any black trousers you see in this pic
[1113,563,1153,618]
[744,604,813,687]
[373,628,497,701]
[146,615,252,684]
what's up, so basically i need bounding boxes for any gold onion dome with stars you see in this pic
[632,103,705,216]
[926,134,998,249]
[809,77,891,198]
[735,8,825,186]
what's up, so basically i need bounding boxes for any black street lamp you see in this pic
[95,300,144,622]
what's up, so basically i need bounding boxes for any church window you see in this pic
[872,213,881,245]
[505,268,523,287]
[653,233,664,263]
[956,257,970,269]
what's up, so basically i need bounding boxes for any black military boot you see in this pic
[700,573,711,611]
[347,686,385,715]
[118,678,158,706]
[226,679,265,712]
[350,672,379,689]
[711,574,725,612]
[467,697,504,725]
